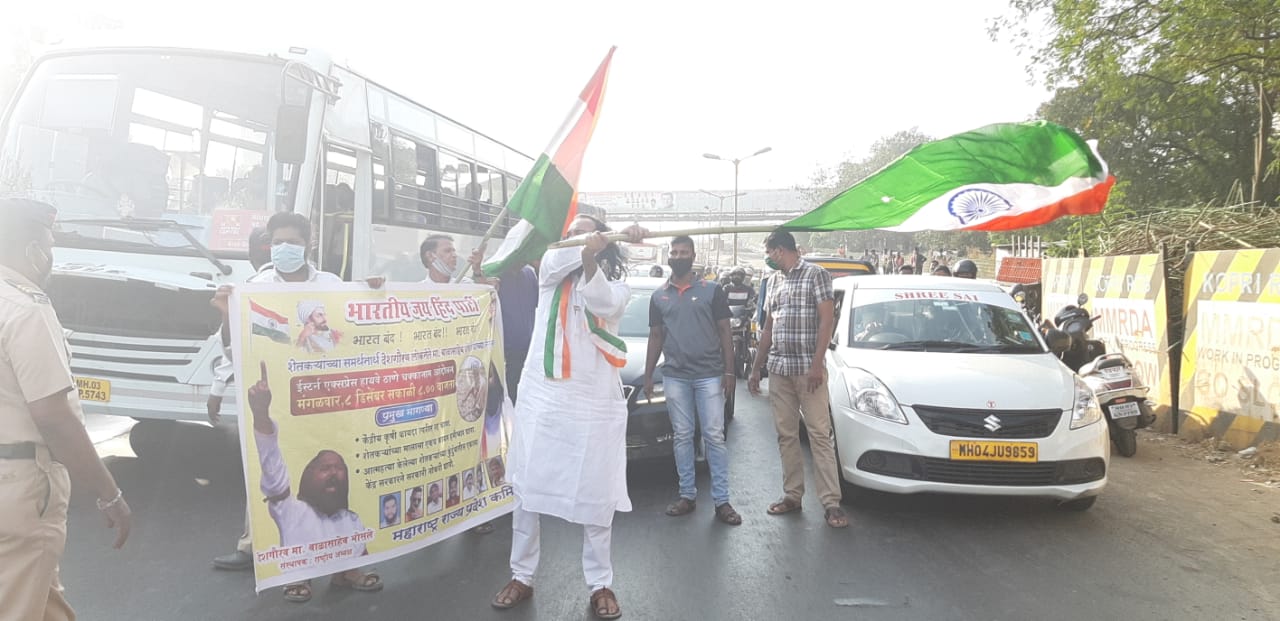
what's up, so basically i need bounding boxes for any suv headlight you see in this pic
[1070,377,1103,429]
[842,368,908,425]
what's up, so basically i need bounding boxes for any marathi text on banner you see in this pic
[228,281,514,592]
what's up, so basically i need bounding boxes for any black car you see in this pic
[617,277,734,461]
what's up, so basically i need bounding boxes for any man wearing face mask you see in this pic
[643,236,739,526]
[723,267,755,309]
[208,213,383,603]
[0,198,133,621]
[420,234,500,287]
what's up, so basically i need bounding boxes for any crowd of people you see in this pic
[3,191,985,620]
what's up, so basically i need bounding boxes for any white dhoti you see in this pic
[504,247,631,589]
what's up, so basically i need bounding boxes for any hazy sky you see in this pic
[13,0,1053,193]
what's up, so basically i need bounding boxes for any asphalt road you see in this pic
[63,384,1280,621]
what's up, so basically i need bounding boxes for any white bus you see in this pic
[0,44,537,456]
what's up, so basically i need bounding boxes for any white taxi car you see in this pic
[826,275,1108,510]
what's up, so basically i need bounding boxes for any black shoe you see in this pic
[212,550,253,571]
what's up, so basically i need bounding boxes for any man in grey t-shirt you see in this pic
[643,236,740,525]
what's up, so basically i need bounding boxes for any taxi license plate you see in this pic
[1109,401,1141,419]
[949,440,1038,463]
[74,377,111,402]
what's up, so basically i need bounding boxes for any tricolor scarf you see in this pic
[544,278,626,378]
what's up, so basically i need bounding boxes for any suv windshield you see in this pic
[1,51,302,256]
[848,298,1042,353]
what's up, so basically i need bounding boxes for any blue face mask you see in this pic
[271,243,307,274]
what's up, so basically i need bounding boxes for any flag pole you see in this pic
[451,209,509,283]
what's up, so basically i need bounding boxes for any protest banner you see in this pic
[1043,254,1174,427]
[228,281,513,591]
[1179,249,1280,448]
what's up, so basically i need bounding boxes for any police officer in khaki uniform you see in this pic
[0,198,132,621]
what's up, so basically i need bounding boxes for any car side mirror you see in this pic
[274,104,309,165]
[1045,328,1071,354]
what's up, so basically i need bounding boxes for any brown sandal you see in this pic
[282,581,312,603]
[590,587,622,619]
[330,569,383,592]
[767,497,802,515]
[825,506,850,529]
[665,497,696,517]
[714,503,743,525]
[491,579,533,609]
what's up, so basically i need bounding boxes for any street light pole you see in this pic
[698,189,745,266]
[704,146,772,265]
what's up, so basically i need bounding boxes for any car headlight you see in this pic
[1070,377,1103,429]
[842,368,908,425]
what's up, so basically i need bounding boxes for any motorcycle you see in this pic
[1010,282,1042,326]
[1047,293,1156,457]
[729,303,757,379]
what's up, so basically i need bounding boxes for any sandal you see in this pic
[824,506,850,529]
[767,497,802,515]
[714,503,743,526]
[282,581,312,603]
[491,579,534,609]
[665,497,696,517]
[331,569,383,592]
[589,587,622,619]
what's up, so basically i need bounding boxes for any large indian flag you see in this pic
[482,48,615,276]
[784,121,1114,232]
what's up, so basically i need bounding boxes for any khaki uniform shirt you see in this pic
[0,265,83,445]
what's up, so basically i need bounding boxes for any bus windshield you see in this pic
[1,51,300,256]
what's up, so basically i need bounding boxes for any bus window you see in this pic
[321,143,357,279]
[438,150,461,196]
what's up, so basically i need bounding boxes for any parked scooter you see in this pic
[1046,294,1156,457]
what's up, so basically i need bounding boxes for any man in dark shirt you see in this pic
[643,236,740,525]
[723,267,755,309]
[498,262,539,403]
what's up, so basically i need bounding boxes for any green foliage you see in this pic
[992,0,1280,205]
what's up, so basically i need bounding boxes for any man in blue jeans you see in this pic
[643,236,741,525]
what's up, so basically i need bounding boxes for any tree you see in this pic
[992,0,1280,204]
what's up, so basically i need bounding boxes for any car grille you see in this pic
[918,458,1060,486]
[857,451,1105,486]
[912,405,1063,439]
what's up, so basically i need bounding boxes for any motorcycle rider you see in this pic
[723,267,755,309]
[952,259,977,279]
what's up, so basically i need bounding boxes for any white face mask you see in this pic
[429,254,454,277]
[271,243,307,274]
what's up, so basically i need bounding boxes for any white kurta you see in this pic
[507,247,632,527]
